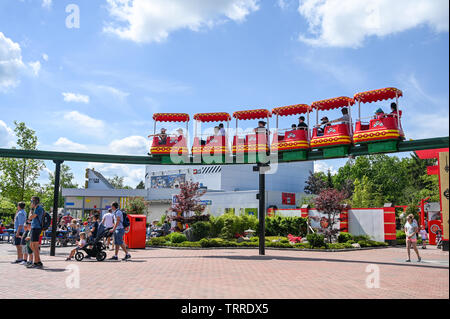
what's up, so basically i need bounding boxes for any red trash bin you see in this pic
[124,214,147,249]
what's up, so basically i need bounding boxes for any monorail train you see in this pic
[148,87,405,163]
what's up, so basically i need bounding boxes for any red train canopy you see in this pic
[233,109,272,120]
[311,96,354,111]
[153,113,190,122]
[272,104,310,116]
[193,112,231,122]
[354,87,403,104]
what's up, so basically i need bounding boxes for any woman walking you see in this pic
[404,214,421,262]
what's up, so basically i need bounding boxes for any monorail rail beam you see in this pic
[0,136,448,165]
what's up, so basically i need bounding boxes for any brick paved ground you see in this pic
[0,242,447,299]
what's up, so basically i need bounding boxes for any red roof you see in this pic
[272,104,310,116]
[233,109,272,120]
[152,113,190,122]
[193,112,231,122]
[354,87,402,104]
[311,96,354,111]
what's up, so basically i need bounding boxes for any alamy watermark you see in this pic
[365,264,380,288]
[66,4,80,29]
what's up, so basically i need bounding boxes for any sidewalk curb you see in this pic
[146,245,390,252]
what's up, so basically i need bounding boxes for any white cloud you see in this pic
[104,0,260,43]
[63,111,105,131]
[0,32,26,90]
[109,135,150,155]
[0,32,42,91]
[62,92,90,104]
[314,161,338,175]
[298,0,449,48]
[95,85,129,101]
[42,0,52,9]
[53,137,88,152]
[0,120,15,148]
[28,61,41,76]
[42,53,49,61]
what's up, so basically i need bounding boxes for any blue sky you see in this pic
[0,0,449,187]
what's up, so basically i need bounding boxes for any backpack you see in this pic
[38,207,52,231]
[122,211,130,228]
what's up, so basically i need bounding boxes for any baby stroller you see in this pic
[74,227,112,262]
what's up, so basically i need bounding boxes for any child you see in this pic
[436,230,442,249]
[66,232,87,261]
[419,225,428,249]
[20,222,33,265]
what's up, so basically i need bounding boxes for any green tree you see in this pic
[351,176,384,208]
[41,164,78,210]
[304,171,327,195]
[0,122,45,202]
[107,175,132,189]
[136,181,145,189]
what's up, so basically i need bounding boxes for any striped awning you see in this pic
[354,87,403,104]
[272,104,310,116]
[233,109,272,120]
[153,113,190,122]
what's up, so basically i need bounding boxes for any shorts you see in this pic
[114,228,125,245]
[406,237,417,243]
[14,232,23,245]
[30,228,42,242]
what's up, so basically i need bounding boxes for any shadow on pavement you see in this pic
[136,254,448,270]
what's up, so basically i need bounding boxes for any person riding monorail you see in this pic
[374,108,385,120]
[254,121,268,135]
[297,116,308,130]
[328,108,350,125]
[148,128,168,145]
[218,123,226,136]
[387,103,400,118]
[316,117,331,136]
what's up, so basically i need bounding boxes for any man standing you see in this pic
[108,202,131,261]
[12,202,26,264]
[27,196,44,268]
[100,208,114,249]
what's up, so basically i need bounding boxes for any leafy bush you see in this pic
[338,232,353,243]
[307,233,325,248]
[168,232,187,243]
[148,236,168,246]
[353,235,372,242]
[346,240,355,244]
[216,214,259,239]
[396,230,406,239]
[280,238,289,244]
[265,216,307,237]
[191,221,211,241]
[293,243,310,249]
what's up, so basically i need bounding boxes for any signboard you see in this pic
[151,173,185,189]
[282,193,296,205]
[439,152,449,242]
[199,200,212,206]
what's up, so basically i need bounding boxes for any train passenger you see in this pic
[148,128,168,145]
[374,108,385,120]
[213,126,220,136]
[254,121,268,136]
[328,108,350,125]
[297,116,308,130]
[387,103,400,118]
[291,124,297,130]
[316,117,331,136]
[218,123,226,136]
